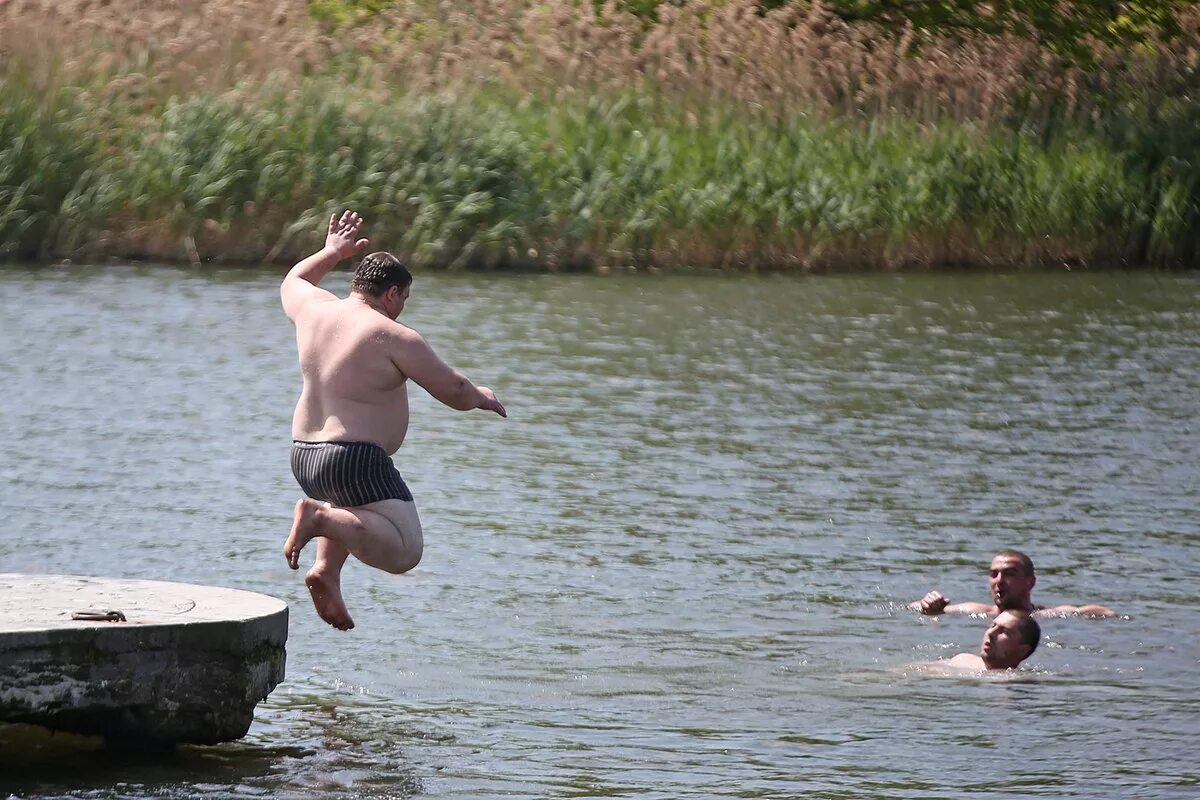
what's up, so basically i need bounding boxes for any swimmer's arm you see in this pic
[281,211,368,321]
[1037,603,1118,619]
[939,601,994,614]
[394,330,507,417]
[908,591,992,615]
[1076,604,1118,618]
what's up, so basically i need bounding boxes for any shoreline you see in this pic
[2,82,1189,273]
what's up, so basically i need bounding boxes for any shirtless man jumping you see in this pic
[281,210,506,630]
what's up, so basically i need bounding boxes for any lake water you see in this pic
[0,266,1197,799]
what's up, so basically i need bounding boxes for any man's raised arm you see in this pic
[281,210,369,321]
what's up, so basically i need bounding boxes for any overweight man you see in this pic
[281,210,506,631]
[910,550,1116,619]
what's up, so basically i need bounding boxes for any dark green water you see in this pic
[0,267,1197,799]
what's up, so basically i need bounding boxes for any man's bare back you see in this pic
[280,210,506,631]
[292,296,414,454]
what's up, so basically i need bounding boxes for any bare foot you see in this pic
[284,498,327,570]
[305,565,355,630]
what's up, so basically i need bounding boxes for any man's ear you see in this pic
[1030,573,1037,589]
[384,285,402,309]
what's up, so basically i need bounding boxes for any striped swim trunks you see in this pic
[290,440,413,507]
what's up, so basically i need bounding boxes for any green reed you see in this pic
[0,88,118,261]
[0,75,1195,269]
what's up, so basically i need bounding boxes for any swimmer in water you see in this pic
[910,550,1116,619]
[916,610,1041,675]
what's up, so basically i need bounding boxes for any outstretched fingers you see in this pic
[324,210,369,258]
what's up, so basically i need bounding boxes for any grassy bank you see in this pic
[2,1,1200,270]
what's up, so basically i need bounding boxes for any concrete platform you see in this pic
[0,574,288,744]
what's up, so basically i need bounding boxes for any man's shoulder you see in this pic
[379,319,423,344]
[946,653,986,671]
[295,293,347,319]
[282,281,340,323]
[914,653,985,675]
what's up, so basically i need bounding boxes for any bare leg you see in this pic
[284,498,423,629]
[285,498,327,570]
[306,538,354,630]
[285,498,422,573]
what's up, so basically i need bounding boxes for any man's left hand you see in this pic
[477,387,507,418]
[325,210,369,261]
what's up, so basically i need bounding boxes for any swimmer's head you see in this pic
[980,610,1040,670]
[351,252,412,319]
[990,550,1036,611]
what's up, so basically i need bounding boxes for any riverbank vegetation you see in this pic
[2,0,1199,270]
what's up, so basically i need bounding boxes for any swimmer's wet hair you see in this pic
[1014,612,1041,656]
[351,252,412,296]
[996,549,1034,575]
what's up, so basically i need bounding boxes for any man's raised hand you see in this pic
[910,590,951,615]
[326,210,369,261]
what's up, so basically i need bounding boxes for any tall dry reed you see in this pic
[7,1,1199,125]
[2,1,1199,268]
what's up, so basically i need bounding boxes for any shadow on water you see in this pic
[0,691,432,800]
[0,723,295,795]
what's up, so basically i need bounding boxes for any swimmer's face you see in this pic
[980,611,1031,669]
[989,555,1035,611]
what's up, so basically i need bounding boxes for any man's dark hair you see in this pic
[996,549,1035,575]
[1013,612,1041,656]
[351,252,412,297]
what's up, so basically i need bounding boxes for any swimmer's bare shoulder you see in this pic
[897,654,986,676]
[944,653,986,671]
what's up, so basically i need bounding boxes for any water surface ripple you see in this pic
[1,267,1197,799]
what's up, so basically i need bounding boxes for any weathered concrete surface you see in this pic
[0,574,287,744]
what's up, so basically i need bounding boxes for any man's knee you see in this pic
[364,499,422,574]
[383,544,422,575]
